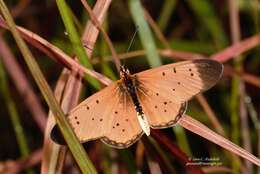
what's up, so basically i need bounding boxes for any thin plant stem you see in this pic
[56,0,100,89]
[0,1,97,173]
[0,59,34,174]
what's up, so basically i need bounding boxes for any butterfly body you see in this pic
[119,66,150,135]
[51,59,223,149]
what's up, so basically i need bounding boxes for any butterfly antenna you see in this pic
[122,26,139,66]
[126,26,139,53]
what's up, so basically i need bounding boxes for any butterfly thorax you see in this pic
[120,66,143,114]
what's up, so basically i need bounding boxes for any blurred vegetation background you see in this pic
[0,0,260,173]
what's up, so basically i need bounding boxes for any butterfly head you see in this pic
[120,65,130,78]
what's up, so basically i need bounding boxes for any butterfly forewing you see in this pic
[136,59,223,103]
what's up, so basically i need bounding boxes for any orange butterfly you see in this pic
[51,59,223,148]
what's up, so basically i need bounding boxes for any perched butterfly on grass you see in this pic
[51,59,223,148]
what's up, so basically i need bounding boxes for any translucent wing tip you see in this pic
[193,59,223,90]
[50,124,67,145]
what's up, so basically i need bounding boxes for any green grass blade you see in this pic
[170,39,216,54]
[0,1,97,173]
[172,125,192,156]
[129,0,162,67]
[157,0,177,31]
[0,59,34,174]
[119,149,138,173]
[129,0,192,159]
[187,0,228,49]
[56,0,100,89]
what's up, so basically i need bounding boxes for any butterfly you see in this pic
[51,59,223,148]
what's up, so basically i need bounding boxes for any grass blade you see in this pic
[157,0,177,31]
[0,59,34,174]
[129,0,162,67]
[56,0,100,89]
[0,1,97,173]
[179,115,260,166]
[187,0,228,49]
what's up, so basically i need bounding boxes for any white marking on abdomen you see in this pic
[137,113,150,136]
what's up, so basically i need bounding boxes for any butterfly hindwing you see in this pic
[101,96,143,148]
[67,82,120,142]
